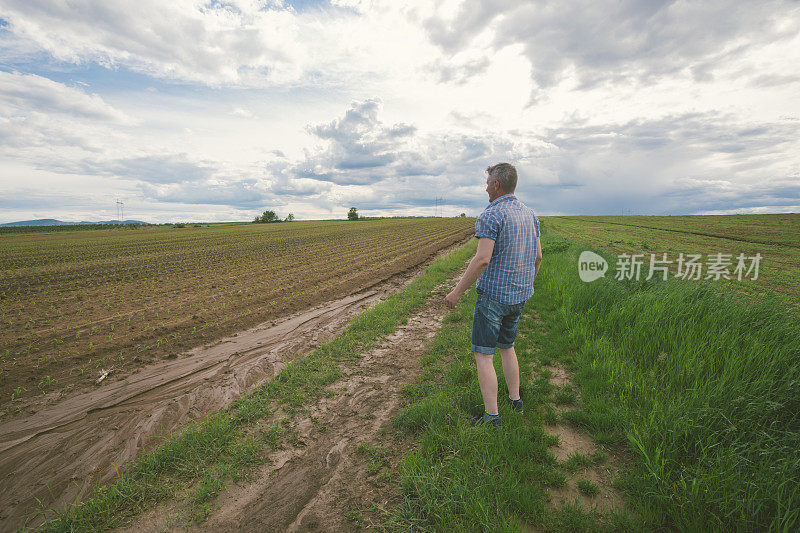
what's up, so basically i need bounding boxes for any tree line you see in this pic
[253,207,362,223]
[253,211,294,223]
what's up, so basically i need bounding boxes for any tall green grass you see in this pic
[389,270,640,531]
[389,289,565,531]
[391,227,798,531]
[536,228,800,530]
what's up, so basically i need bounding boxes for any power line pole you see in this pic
[434,196,444,217]
[116,199,124,223]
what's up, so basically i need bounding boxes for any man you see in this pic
[444,162,542,426]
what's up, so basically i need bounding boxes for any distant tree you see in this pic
[254,210,281,223]
[347,207,359,221]
[459,213,466,217]
[285,213,295,222]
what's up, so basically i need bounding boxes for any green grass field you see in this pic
[390,219,799,531]
[543,214,800,305]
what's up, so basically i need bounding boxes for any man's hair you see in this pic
[486,162,517,193]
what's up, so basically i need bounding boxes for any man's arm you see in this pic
[444,238,495,308]
[533,236,542,280]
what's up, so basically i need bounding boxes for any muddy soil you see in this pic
[123,268,462,532]
[543,362,625,513]
[0,238,471,532]
[1,223,473,416]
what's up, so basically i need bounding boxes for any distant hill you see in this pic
[0,219,148,227]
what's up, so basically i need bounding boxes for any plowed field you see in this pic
[0,218,474,415]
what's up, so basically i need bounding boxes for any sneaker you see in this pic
[470,412,501,427]
[509,397,523,412]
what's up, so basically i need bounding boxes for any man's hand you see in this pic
[444,290,460,309]
[443,238,494,309]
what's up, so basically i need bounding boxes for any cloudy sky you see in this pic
[1,0,799,223]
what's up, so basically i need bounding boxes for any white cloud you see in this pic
[0,0,308,85]
[0,72,139,178]
[421,0,800,91]
[0,1,798,222]
[231,107,256,118]
[0,70,132,123]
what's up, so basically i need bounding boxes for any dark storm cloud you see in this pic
[5,97,795,218]
[654,179,800,214]
[511,112,800,215]
[265,100,557,213]
[539,112,798,160]
[291,99,416,185]
[270,99,797,216]
[422,1,800,89]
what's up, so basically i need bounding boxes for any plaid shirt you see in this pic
[475,194,541,305]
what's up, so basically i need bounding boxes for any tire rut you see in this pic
[542,361,625,513]
[0,239,471,532]
[124,273,462,532]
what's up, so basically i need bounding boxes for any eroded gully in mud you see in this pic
[125,265,464,532]
[0,240,470,532]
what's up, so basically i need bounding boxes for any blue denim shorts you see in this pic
[471,288,526,355]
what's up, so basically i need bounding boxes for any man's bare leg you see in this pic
[474,352,498,414]
[499,346,520,400]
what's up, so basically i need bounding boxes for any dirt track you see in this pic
[542,362,624,512]
[124,262,465,532]
[0,237,471,532]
